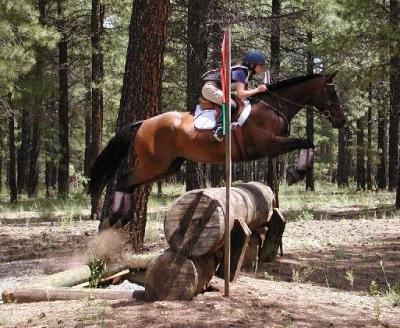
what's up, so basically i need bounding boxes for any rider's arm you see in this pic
[236,82,267,100]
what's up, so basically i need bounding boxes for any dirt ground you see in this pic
[1,213,400,328]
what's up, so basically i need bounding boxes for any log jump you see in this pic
[145,181,286,301]
[2,182,285,303]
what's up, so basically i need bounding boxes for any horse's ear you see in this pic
[326,70,338,82]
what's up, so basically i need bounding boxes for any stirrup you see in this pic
[212,126,224,142]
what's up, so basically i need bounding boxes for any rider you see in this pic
[201,50,268,142]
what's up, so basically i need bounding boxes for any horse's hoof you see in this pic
[287,169,307,185]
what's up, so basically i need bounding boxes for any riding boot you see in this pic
[212,123,224,142]
[211,101,237,142]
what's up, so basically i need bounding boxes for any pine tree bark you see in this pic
[366,86,373,190]
[27,1,46,197]
[356,117,366,190]
[185,0,209,191]
[389,0,400,191]
[57,0,70,197]
[267,0,281,206]
[8,111,17,203]
[27,114,40,197]
[17,108,30,194]
[305,31,314,191]
[100,0,170,251]
[84,68,92,178]
[377,101,387,189]
[90,0,105,218]
[337,127,349,187]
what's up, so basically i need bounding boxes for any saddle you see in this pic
[198,97,245,122]
[195,97,249,160]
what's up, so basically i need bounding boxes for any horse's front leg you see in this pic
[269,136,314,157]
[269,137,315,185]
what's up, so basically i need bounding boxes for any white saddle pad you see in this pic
[193,100,252,130]
[194,105,217,129]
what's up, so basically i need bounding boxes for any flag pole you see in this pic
[222,28,232,297]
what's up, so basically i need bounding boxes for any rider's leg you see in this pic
[201,82,238,142]
[201,81,223,105]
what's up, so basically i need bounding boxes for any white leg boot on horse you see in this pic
[287,148,314,185]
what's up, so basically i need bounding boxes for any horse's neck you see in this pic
[273,83,317,122]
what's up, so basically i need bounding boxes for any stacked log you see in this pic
[164,182,275,257]
[145,182,280,301]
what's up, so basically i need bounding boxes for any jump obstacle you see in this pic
[2,181,285,303]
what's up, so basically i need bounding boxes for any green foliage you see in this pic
[0,0,58,96]
[88,258,106,288]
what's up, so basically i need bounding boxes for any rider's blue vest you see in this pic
[201,66,250,85]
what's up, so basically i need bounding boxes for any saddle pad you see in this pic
[237,100,251,127]
[193,100,252,130]
[194,105,217,129]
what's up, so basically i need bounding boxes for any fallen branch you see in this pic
[2,287,136,303]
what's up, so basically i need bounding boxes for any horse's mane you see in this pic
[266,73,322,92]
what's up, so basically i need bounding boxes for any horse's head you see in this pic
[310,72,346,129]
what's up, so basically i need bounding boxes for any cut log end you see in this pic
[145,249,217,301]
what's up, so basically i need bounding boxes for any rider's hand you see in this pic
[257,84,268,93]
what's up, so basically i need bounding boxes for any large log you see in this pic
[164,182,275,257]
[2,287,135,303]
[145,249,219,301]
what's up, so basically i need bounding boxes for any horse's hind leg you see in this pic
[116,157,185,192]
[108,157,185,226]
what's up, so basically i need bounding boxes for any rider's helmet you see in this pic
[243,50,266,66]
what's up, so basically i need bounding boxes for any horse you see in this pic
[89,72,345,218]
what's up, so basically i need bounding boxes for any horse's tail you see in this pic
[88,121,143,197]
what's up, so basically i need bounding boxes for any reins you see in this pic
[253,83,335,131]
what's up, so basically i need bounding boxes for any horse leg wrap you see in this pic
[112,191,125,214]
[112,191,132,215]
[287,148,313,185]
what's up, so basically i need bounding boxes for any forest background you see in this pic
[1,0,400,248]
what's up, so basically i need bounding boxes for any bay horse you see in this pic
[89,73,345,216]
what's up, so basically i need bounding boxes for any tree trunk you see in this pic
[57,0,70,197]
[207,2,224,187]
[90,0,105,218]
[185,0,209,191]
[8,112,17,203]
[17,108,30,194]
[27,113,40,197]
[356,117,366,190]
[267,0,281,205]
[27,0,47,198]
[337,127,349,187]
[270,0,281,79]
[100,0,170,251]
[389,0,400,191]
[305,31,314,191]
[84,68,92,178]
[367,85,373,190]
[377,101,387,189]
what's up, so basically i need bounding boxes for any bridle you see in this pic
[256,82,340,120]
